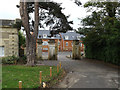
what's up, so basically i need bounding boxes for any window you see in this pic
[0,46,4,57]
[80,43,82,47]
[43,48,48,50]
[77,36,81,40]
[42,41,48,46]
[58,41,60,45]
[72,36,74,39]
[66,42,68,46]
[43,34,47,38]
[65,36,69,40]
[71,42,73,46]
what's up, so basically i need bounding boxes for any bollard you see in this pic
[50,67,52,77]
[19,81,22,89]
[57,64,59,73]
[59,62,61,69]
[40,71,42,85]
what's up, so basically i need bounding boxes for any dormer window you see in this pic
[65,36,69,40]
[72,36,74,39]
[51,37,55,39]
[77,36,81,40]
[43,34,47,38]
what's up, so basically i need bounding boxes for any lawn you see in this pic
[2,65,62,88]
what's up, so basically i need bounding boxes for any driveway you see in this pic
[38,52,120,88]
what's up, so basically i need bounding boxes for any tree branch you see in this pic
[20,0,31,40]
[34,0,39,39]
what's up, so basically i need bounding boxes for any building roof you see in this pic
[38,30,51,36]
[0,19,15,27]
[60,31,81,40]
[38,30,61,39]
[53,34,61,39]
[38,30,82,40]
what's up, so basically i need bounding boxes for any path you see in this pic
[37,52,119,88]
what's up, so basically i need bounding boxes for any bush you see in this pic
[1,56,19,64]
[18,55,27,64]
[84,36,120,66]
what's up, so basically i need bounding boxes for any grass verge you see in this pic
[2,65,65,88]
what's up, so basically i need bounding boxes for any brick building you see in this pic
[0,19,19,57]
[37,30,84,52]
[37,30,60,52]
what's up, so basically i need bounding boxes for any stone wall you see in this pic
[0,27,19,57]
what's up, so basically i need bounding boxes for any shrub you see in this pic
[1,56,19,64]
[18,55,27,64]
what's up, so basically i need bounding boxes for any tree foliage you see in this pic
[12,20,22,30]
[78,1,120,65]
[19,0,74,66]
[18,31,26,49]
[24,2,73,36]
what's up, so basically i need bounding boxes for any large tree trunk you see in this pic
[26,36,36,66]
[20,0,39,66]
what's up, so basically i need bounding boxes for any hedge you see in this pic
[85,37,120,66]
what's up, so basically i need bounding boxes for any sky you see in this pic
[0,0,90,29]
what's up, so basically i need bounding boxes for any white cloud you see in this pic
[54,0,89,29]
[0,0,20,19]
[0,0,90,29]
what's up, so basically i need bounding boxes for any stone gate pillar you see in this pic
[36,40,42,60]
[72,40,81,60]
[48,40,58,60]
